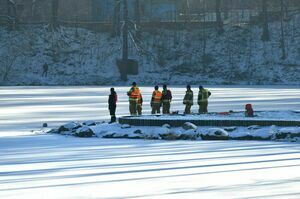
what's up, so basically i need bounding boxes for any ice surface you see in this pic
[1,86,300,198]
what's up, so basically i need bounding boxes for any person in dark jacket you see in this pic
[245,104,254,117]
[162,85,172,114]
[108,88,118,123]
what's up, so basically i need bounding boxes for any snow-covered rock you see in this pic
[229,131,252,140]
[224,126,237,132]
[58,122,81,132]
[201,128,229,140]
[250,126,277,140]
[75,126,95,138]
[121,124,131,129]
[275,127,300,139]
[178,129,200,140]
[247,125,261,130]
[182,122,197,130]
[83,121,97,126]
[162,124,171,129]
[156,127,177,140]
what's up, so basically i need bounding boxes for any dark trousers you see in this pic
[184,104,192,114]
[151,103,161,114]
[137,104,142,115]
[129,101,137,115]
[109,106,116,123]
[199,101,208,114]
[162,102,171,114]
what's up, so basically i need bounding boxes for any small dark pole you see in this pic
[120,0,129,81]
[122,0,128,61]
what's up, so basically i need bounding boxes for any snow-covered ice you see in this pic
[1,85,299,136]
[0,86,300,198]
[1,135,300,199]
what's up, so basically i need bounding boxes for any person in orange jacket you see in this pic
[127,82,141,115]
[151,85,162,114]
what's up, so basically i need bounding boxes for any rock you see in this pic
[43,123,48,128]
[75,126,95,138]
[250,127,276,140]
[247,125,261,130]
[83,121,96,126]
[182,122,197,130]
[224,126,237,132]
[102,131,129,139]
[162,124,171,129]
[160,133,178,140]
[229,131,252,140]
[58,122,81,132]
[133,129,143,134]
[275,127,300,139]
[156,127,174,140]
[95,131,108,138]
[178,129,199,140]
[202,128,229,140]
[129,130,145,139]
[121,124,131,129]
[102,131,116,138]
[46,129,59,134]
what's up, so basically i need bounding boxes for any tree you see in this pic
[280,0,286,60]
[261,0,270,41]
[184,0,190,23]
[51,0,59,30]
[216,0,224,35]
[112,0,121,37]
[134,0,141,39]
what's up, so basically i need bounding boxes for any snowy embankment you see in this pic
[49,118,300,142]
[0,12,300,85]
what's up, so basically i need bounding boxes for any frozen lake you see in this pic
[0,86,300,199]
[0,85,299,136]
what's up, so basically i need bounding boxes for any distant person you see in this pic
[42,63,48,77]
[183,85,194,114]
[151,85,162,114]
[108,88,118,123]
[245,104,254,117]
[127,82,141,115]
[198,85,211,114]
[137,93,143,116]
[162,84,172,114]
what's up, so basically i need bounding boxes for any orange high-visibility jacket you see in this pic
[128,87,141,102]
[152,90,162,104]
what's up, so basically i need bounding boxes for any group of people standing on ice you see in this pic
[108,82,211,123]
